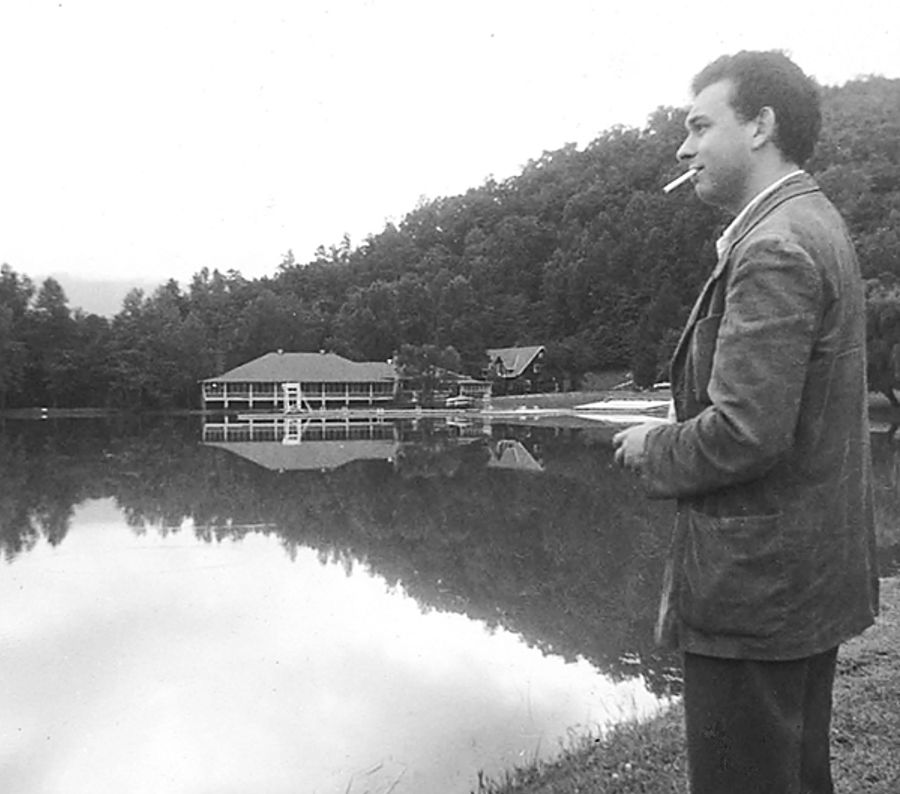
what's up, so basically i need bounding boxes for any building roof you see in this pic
[486,346,545,379]
[204,351,396,383]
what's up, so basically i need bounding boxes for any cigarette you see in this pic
[662,167,700,194]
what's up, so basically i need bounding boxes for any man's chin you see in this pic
[692,179,726,209]
[693,182,714,205]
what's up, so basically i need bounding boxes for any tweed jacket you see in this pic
[642,172,879,660]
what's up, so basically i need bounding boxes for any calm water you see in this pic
[2,411,899,793]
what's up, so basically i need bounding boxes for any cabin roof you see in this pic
[486,345,545,379]
[203,351,396,383]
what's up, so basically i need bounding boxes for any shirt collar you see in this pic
[716,169,805,257]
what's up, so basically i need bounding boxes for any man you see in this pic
[612,51,879,793]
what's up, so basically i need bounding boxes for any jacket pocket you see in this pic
[680,509,789,638]
[690,313,722,404]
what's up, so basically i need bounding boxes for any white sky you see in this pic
[1,0,898,284]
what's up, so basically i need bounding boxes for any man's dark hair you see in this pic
[692,50,822,166]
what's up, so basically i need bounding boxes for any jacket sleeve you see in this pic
[641,236,825,499]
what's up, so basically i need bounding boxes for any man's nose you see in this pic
[676,138,694,162]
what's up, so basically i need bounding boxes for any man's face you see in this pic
[676,79,758,214]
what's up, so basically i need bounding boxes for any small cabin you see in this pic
[485,346,546,395]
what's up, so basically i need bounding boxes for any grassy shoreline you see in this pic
[479,571,900,793]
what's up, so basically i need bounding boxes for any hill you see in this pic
[1,76,899,409]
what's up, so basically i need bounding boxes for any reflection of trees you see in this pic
[0,433,40,559]
[0,420,111,559]
[14,416,900,693]
[0,417,684,692]
[190,424,683,693]
[394,434,491,479]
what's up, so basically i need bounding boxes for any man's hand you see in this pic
[612,422,657,472]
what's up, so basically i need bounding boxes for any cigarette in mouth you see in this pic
[662,167,700,194]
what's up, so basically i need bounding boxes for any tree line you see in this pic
[1,76,899,410]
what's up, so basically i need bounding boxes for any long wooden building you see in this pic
[201,351,397,411]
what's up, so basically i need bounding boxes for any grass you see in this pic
[477,578,900,793]
[474,706,688,793]
[831,577,900,791]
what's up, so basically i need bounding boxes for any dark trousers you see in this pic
[683,646,839,794]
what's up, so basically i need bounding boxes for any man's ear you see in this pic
[750,106,777,151]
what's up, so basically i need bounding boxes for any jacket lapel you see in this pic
[669,260,725,373]
[668,173,821,376]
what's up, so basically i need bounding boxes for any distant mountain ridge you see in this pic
[40,273,163,317]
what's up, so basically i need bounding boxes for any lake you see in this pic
[2,410,899,793]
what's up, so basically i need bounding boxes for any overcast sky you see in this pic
[1,0,898,285]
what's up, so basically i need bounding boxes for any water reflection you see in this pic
[2,410,900,791]
[1,498,659,794]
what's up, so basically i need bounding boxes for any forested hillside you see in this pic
[2,76,899,409]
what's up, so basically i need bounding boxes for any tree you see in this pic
[866,278,900,405]
[394,344,462,404]
[233,288,327,361]
[21,278,77,406]
[0,266,34,407]
[108,289,154,406]
[64,311,113,407]
[330,281,402,361]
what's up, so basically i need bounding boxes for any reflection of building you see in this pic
[201,416,541,474]
[201,351,397,411]
[203,416,400,471]
[487,439,543,472]
[486,346,546,394]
